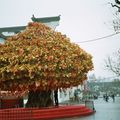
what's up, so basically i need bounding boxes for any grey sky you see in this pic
[0,0,119,78]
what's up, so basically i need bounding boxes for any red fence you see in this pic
[0,108,33,120]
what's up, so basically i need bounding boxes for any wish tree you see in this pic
[0,22,93,107]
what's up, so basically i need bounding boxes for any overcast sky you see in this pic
[0,0,119,78]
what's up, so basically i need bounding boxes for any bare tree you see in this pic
[104,49,120,76]
[105,1,120,76]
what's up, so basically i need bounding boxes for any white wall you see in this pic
[58,85,83,103]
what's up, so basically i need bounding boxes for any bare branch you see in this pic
[104,49,120,76]
[115,0,120,4]
[111,3,120,12]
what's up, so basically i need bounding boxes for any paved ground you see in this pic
[55,97,120,120]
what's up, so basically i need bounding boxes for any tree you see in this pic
[0,22,93,107]
[104,49,120,76]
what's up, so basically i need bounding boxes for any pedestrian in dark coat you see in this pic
[54,90,59,106]
[111,94,115,102]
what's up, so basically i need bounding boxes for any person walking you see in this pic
[111,94,115,102]
[105,94,109,102]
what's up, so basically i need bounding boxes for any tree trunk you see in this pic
[26,89,54,108]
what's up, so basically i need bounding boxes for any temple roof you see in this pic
[0,15,60,39]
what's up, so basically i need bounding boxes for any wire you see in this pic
[76,32,120,44]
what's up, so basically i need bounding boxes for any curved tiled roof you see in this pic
[0,15,60,39]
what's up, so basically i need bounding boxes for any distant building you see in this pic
[88,80,120,96]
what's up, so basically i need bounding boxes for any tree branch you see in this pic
[115,0,120,4]
[104,50,120,77]
[111,3,120,12]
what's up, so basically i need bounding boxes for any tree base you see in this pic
[26,90,54,108]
